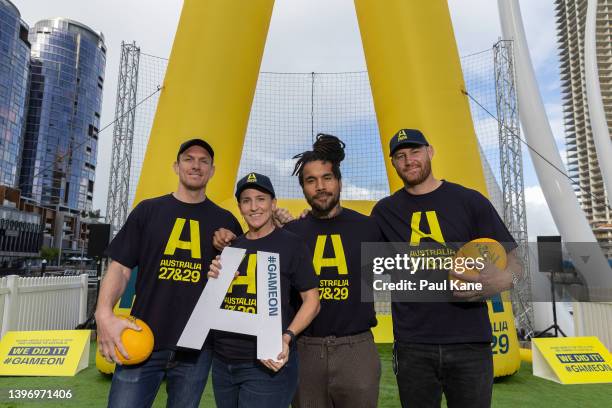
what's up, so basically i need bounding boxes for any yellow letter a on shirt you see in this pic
[409,211,445,245]
[313,234,348,276]
[164,218,202,259]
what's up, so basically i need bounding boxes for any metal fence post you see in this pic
[1,275,19,338]
[78,274,88,325]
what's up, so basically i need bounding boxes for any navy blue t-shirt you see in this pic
[106,194,242,350]
[285,208,380,337]
[371,181,516,344]
[214,227,318,362]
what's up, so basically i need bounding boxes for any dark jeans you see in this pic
[394,342,493,408]
[212,351,298,408]
[107,348,212,408]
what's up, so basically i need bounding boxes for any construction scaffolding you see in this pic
[106,42,140,233]
[494,40,533,338]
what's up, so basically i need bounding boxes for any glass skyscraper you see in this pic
[0,0,30,188]
[20,18,106,212]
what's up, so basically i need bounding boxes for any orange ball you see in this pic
[115,316,154,365]
[450,238,507,284]
[95,345,115,374]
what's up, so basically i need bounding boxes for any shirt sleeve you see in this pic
[229,213,243,236]
[282,219,298,234]
[471,192,517,252]
[369,202,389,242]
[369,202,380,218]
[289,240,319,292]
[105,202,146,268]
[366,215,385,242]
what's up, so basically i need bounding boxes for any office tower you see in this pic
[0,0,30,188]
[20,18,106,212]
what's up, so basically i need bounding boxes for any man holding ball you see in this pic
[95,139,242,408]
[371,129,523,408]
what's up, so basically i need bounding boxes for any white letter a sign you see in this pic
[177,247,283,361]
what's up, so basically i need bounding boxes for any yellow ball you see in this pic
[116,316,154,365]
[450,238,507,284]
[95,346,115,374]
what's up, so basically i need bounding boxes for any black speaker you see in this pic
[537,235,563,273]
[87,223,112,258]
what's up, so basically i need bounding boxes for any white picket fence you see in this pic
[0,274,88,338]
[573,302,612,351]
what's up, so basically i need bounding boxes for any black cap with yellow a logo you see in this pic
[389,129,429,156]
[235,172,276,199]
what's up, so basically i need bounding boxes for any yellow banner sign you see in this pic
[533,336,612,384]
[0,330,90,376]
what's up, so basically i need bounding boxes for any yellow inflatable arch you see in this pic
[97,0,520,377]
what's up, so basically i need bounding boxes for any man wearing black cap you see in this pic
[96,138,243,408]
[371,129,522,408]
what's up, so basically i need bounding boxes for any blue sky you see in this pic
[16,0,566,239]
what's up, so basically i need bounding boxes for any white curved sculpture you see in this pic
[497,0,612,298]
[585,0,612,201]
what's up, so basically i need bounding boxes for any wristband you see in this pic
[283,329,295,344]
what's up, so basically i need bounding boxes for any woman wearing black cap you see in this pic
[207,172,320,408]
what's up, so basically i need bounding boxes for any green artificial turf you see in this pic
[0,343,610,407]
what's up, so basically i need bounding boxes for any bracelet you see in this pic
[283,329,295,344]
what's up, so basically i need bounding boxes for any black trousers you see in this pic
[394,342,493,408]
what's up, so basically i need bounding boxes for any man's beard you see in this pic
[306,191,340,216]
[399,159,432,187]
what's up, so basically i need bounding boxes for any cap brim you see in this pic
[389,142,428,156]
[235,185,275,199]
[177,140,215,160]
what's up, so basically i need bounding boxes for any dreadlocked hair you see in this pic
[292,133,346,186]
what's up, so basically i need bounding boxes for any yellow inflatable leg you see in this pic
[488,292,522,376]
[133,0,275,206]
[354,0,521,376]
[97,0,274,375]
[354,0,487,194]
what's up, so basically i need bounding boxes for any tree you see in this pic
[40,246,59,262]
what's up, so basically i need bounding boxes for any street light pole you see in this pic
[57,226,64,267]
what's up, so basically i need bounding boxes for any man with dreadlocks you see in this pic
[212,134,381,407]
[283,134,381,407]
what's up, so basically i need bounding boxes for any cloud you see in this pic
[449,0,558,68]
[516,0,559,71]
[472,117,502,149]
[341,181,387,201]
[448,0,501,55]
[525,185,559,240]
[261,0,366,72]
